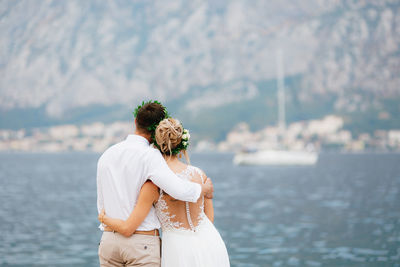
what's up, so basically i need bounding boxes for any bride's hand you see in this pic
[203,177,214,199]
[98,209,106,223]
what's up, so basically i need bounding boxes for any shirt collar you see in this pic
[126,134,150,146]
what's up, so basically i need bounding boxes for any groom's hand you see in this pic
[98,209,105,223]
[202,177,214,199]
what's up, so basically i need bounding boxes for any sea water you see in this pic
[0,152,399,267]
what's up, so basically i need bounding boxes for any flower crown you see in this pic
[154,122,190,155]
[133,100,190,155]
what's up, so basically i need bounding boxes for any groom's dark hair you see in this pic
[136,103,166,134]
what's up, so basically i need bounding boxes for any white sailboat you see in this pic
[233,49,318,166]
[233,149,318,166]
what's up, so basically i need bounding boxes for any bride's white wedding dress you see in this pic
[154,165,230,267]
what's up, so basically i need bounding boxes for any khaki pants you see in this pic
[99,232,161,267]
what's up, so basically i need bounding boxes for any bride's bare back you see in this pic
[155,164,208,232]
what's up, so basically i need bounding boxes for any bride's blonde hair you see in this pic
[155,118,190,163]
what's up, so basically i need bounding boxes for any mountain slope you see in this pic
[0,0,399,138]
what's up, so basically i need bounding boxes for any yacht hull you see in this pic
[233,150,318,166]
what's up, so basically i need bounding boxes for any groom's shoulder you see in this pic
[106,140,125,152]
[137,145,164,165]
[98,140,125,161]
[143,144,162,158]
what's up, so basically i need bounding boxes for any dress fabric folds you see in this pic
[154,165,230,267]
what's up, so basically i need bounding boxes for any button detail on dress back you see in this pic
[154,166,206,233]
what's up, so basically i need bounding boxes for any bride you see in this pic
[98,118,230,267]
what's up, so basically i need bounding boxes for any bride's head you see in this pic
[155,118,190,163]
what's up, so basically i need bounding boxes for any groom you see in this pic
[97,101,214,267]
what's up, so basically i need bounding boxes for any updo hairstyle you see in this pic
[155,118,190,163]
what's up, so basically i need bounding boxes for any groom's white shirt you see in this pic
[97,134,201,231]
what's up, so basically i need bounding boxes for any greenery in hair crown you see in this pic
[133,100,170,125]
[133,100,189,155]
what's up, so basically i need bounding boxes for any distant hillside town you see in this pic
[0,115,399,153]
[217,116,400,152]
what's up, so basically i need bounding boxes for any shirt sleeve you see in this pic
[96,158,105,231]
[147,149,201,203]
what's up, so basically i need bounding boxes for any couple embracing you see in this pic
[96,101,230,267]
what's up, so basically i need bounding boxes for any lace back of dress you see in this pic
[155,166,206,232]
[185,167,205,231]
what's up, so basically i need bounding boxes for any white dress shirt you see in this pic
[97,134,202,231]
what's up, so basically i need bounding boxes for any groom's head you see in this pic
[135,102,166,135]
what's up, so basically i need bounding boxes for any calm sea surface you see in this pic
[0,152,399,267]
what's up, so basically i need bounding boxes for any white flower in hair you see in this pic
[182,141,187,146]
[183,129,190,139]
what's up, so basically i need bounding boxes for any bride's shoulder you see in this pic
[188,165,207,179]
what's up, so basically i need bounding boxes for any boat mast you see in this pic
[276,48,286,134]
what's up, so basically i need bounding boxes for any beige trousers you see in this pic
[98,232,161,267]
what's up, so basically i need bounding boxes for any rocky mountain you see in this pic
[1,0,399,138]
